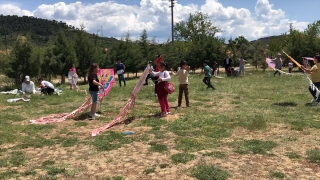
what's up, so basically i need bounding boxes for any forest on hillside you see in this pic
[0,14,118,49]
[0,12,319,89]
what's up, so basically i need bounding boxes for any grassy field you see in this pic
[1,68,320,180]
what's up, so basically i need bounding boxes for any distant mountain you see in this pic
[0,15,118,50]
[250,35,283,45]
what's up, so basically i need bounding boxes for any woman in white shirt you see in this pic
[21,76,35,94]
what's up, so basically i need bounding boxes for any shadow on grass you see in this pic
[272,101,297,107]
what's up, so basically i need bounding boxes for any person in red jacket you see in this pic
[154,54,164,96]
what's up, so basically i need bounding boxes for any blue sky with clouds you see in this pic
[0,0,319,42]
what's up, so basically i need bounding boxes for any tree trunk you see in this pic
[60,74,65,84]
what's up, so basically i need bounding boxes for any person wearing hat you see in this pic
[143,61,156,86]
[21,75,36,94]
[272,53,284,76]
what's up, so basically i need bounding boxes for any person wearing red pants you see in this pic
[150,61,171,117]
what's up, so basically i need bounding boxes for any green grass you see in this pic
[170,153,196,164]
[191,164,231,180]
[269,170,286,179]
[306,148,320,165]
[231,139,278,155]
[149,142,168,153]
[1,69,320,179]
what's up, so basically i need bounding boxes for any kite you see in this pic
[90,65,151,136]
[282,51,320,102]
[29,69,115,124]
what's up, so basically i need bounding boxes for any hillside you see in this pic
[0,15,118,50]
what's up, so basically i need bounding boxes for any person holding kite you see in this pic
[300,55,320,106]
[271,53,284,76]
[88,63,104,119]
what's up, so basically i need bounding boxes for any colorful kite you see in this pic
[29,69,115,124]
[90,65,151,136]
[266,58,275,69]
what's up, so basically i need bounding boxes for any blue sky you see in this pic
[0,0,319,42]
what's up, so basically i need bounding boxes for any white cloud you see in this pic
[0,0,312,42]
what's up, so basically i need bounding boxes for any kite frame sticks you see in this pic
[90,64,151,136]
[282,50,320,102]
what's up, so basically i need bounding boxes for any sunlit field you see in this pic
[0,67,320,180]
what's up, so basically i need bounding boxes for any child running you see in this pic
[150,61,171,117]
[88,63,104,119]
[201,60,215,90]
[171,60,191,108]
[301,54,320,106]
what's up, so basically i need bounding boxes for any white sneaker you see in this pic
[311,99,317,103]
[166,112,171,115]
[94,113,101,117]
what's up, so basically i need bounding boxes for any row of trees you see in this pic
[1,12,319,86]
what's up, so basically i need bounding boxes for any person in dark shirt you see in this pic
[88,63,103,120]
[115,59,126,87]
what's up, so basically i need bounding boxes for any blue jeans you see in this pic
[118,74,126,86]
[89,90,98,103]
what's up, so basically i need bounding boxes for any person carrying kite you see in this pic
[300,54,320,106]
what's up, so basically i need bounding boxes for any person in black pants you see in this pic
[223,54,232,76]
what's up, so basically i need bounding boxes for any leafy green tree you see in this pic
[174,12,220,42]
[42,45,61,81]
[74,24,99,83]
[235,35,250,58]
[5,36,40,85]
[52,29,77,84]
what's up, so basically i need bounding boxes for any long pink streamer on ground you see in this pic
[90,65,151,136]
[29,69,115,124]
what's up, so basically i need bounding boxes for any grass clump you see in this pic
[171,153,196,164]
[231,139,278,155]
[286,152,301,159]
[268,170,286,179]
[149,142,168,153]
[191,164,231,180]
[92,131,133,151]
[306,148,320,164]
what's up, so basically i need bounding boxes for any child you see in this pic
[211,62,219,77]
[88,63,104,119]
[238,57,246,76]
[300,55,320,106]
[201,60,215,90]
[288,60,293,73]
[150,61,171,117]
[171,61,191,108]
[68,64,78,90]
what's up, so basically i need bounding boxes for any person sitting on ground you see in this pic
[21,75,36,94]
[38,78,55,95]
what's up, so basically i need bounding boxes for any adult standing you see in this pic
[21,75,36,94]
[115,59,126,87]
[272,53,284,76]
[223,54,232,76]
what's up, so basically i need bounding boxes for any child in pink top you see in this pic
[68,64,78,90]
